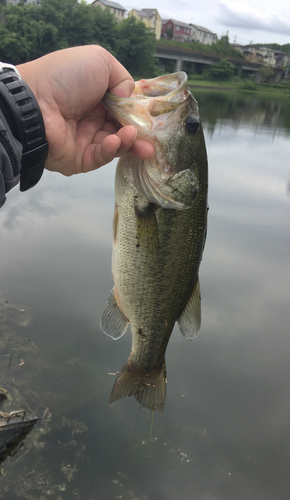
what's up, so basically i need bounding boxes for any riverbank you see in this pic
[188,79,290,94]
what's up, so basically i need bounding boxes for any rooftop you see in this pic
[92,0,126,11]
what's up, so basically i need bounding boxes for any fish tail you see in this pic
[109,362,167,412]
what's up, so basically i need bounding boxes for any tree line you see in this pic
[0,0,157,75]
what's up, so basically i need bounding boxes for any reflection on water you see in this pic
[0,90,290,499]
[194,89,290,137]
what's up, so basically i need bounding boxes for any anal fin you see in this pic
[177,277,201,340]
[100,289,128,340]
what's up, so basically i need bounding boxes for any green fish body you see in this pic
[101,72,208,411]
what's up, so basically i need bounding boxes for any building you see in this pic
[231,43,244,54]
[242,46,289,69]
[127,8,162,40]
[92,0,126,22]
[189,24,218,45]
[161,19,217,44]
[161,19,192,42]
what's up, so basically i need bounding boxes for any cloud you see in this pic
[218,1,290,35]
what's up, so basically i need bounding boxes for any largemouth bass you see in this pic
[101,72,208,412]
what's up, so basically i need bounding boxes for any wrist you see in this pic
[0,62,49,191]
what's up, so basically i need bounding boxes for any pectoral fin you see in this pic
[177,277,201,340]
[100,289,129,340]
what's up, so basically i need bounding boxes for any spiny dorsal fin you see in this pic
[100,289,128,340]
[177,277,201,340]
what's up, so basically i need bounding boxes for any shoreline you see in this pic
[189,84,235,91]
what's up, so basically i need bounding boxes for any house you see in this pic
[243,46,281,68]
[189,24,218,45]
[230,43,244,54]
[161,19,217,44]
[92,0,126,22]
[161,19,192,42]
[244,46,277,67]
[127,8,162,40]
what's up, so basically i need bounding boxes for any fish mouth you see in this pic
[102,71,190,131]
[103,72,199,210]
[133,71,188,98]
[105,71,188,101]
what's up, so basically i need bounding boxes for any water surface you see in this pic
[1,90,290,499]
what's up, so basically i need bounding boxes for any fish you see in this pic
[101,72,208,412]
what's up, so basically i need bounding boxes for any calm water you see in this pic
[1,90,290,499]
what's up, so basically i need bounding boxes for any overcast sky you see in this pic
[122,0,290,45]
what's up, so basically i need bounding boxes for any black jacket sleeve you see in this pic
[0,109,23,208]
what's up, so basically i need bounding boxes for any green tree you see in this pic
[0,1,63,62]
[39,0,77,49]
[0,0,158,72]
[115,16,157,76]
[89,5,118,53]
[64,3,118,53]
[0,24,30,64]
[209,58,235,80]
[258,66,274,82]
[65,2,99,48]
[0,3,36,63]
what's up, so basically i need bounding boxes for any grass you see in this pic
[188,78,290,94]
[188,79,236,88]
[156,39,245,61]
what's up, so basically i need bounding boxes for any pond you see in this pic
[1,89,290,499]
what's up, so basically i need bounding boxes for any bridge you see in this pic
[155,44,263,76]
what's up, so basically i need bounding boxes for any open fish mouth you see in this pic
[103,72,200,210]
[103,72,190,131]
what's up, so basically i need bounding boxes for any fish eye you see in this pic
[185,116,199,134]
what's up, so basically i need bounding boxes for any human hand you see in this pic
[17,45,155,176]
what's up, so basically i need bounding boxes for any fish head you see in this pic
[103,72,207,209]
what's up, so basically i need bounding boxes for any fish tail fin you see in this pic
[109,362,167,412]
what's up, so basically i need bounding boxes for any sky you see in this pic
[122,0,290,46]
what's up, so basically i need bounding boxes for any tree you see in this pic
[0,24,30,64]
[115,17,157,76]
[89,5,118,54]
[209,58,235,80]
[258,66,274,82]
[0,1,64,62]
[64,2,102,48]
[0,0,158,71]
